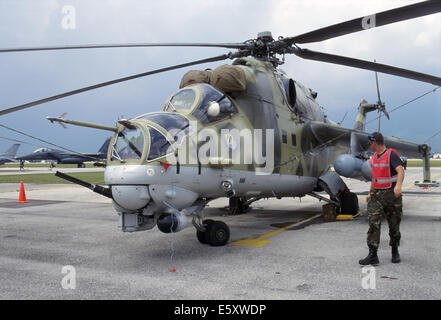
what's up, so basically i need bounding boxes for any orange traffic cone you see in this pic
[17,181,29,203]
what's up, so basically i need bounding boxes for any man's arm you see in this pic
[394,165,405,198]
[390,150,405,198]
[366,181,374,202]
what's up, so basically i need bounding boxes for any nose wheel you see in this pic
[196,220,230,246]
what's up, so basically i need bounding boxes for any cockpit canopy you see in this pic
[112,127,145,161]
[137,112,190,144]
[162,83,237,124]
[33,148,51,153]
[112,114,186,162]
[111,84,238,163]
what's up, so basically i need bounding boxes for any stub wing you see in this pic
[309,121,428,159]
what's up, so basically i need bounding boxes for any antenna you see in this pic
[337,111,348,125]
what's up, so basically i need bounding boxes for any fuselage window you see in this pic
[282,130,288,144]
[291,134,297,146]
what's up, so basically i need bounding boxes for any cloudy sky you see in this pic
[0,0,440,156]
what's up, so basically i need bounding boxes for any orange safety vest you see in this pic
[370,148,400,189]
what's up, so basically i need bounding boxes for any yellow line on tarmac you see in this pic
[230,213,322,248]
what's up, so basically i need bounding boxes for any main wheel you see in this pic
[340,191,359,215]
[196,219,215,244]
[205,221,230,246]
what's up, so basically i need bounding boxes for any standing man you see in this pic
[359,132,405,265]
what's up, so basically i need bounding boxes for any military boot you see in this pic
[391,245,401,263]
[359,246,379,265]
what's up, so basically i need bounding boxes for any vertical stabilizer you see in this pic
[2,144,20,157]
[98,138,111,154]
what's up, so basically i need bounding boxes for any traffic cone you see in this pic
[16,181,29,203]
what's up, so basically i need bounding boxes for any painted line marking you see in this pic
[230,213,322,248]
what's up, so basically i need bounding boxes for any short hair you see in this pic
[368,132,384,144]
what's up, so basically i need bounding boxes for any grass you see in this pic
[406,160,441,167]
[0,172,105,185]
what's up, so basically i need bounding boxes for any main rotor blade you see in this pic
[0,42,249,53]
[292,48,441,86]
[0,54,232,116]
[287,0,441,44]
[374,60,382,104]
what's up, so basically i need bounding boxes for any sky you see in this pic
[0,0,440,156]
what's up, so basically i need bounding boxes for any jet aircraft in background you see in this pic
[16,138,110,168]
[0,144,20,165]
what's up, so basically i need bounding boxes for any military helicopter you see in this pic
[1,1,440,246]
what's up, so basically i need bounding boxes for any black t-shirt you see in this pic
[376,149,403,188]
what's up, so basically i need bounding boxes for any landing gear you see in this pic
[229,197,250,215]
[77,163,85,168]
[338,191,359,215]
[196,219,230,246]
[196,219,214,244]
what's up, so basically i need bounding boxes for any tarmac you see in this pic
[0,167,440,299]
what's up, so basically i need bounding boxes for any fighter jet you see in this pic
[16,138,110,168]
[0,144,20,165]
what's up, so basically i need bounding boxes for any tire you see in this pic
[196,219,215,244]
[340,191,359,215]
[197,230,207,244]
[205,221,230,246]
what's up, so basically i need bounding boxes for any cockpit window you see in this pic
[112,127,144,161]
[138,113,190,144]
[147,126,173,161]
[164,89,196,112]
[191,84,236,124]
[33,148,51,153]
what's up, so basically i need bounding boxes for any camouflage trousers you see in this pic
[367,188,402,249]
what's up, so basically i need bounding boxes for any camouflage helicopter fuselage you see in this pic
[104,57,350,233]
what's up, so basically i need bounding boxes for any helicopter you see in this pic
[0,0,440,246]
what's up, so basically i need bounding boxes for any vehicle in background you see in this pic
[16,138,110,168]
[0,144,20,165]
